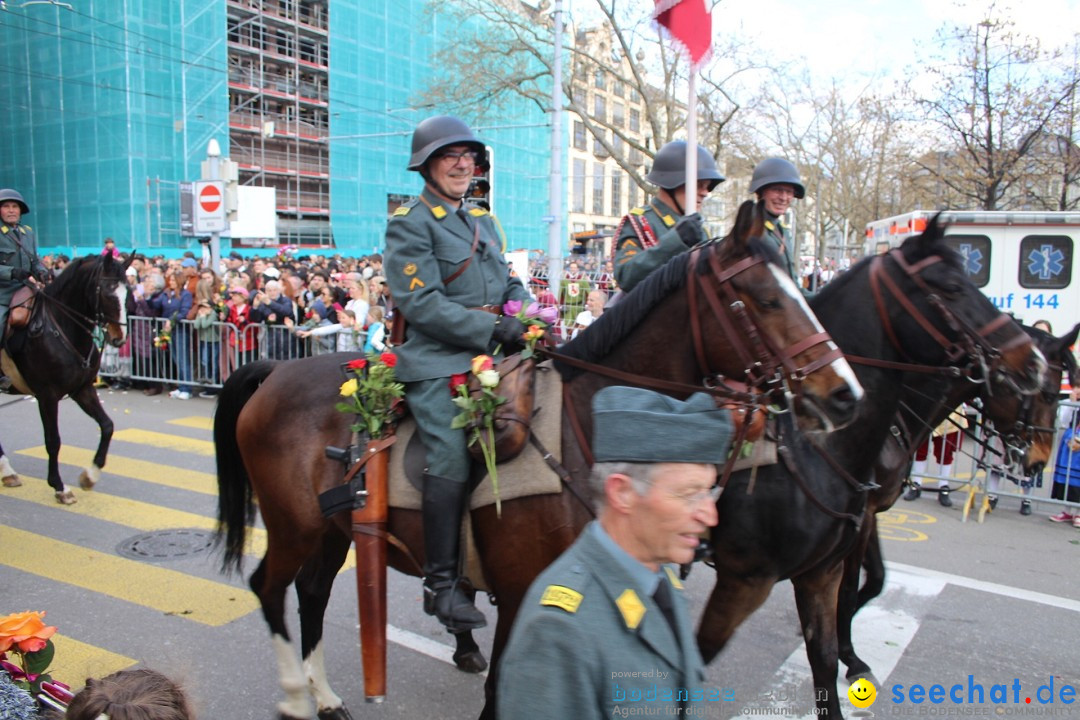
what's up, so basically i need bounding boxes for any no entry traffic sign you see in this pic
[193,180,227,233]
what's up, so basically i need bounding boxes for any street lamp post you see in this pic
[206,139,222,272]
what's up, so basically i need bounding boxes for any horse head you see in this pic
[883,213,1046,394]
[710,200,862,433]
[981,322,1080,473]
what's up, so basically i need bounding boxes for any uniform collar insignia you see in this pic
[616,588,646,630]
[663,566,683,591]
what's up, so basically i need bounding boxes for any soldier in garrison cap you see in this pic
[749,157,806,291]
[0,188,47,392]
[383,115,532,633]
[613,141,725,293]
[497,386,734,719]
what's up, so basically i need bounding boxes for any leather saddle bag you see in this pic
[8,286,35,330]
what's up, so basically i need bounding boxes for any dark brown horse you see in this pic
[0,253,130,503]
[213,200,863,720]
[836,322,1079,681]
[695,217,1045,718]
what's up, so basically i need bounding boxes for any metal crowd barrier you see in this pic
[99,315,370,391]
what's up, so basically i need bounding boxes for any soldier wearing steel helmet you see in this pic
[612,141,724,293]
[749,157,805,289]
[383,115,531,632]
[0,188,47,391]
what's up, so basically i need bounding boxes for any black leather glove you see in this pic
[674,212,705,247]
[10,268,31,282]
[491,315,527,351]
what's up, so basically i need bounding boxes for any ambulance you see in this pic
[865,210,1080,334]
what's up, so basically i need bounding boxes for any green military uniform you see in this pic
[762,210,802,289]
[613,198,706,293]
[0,221,44,336]
[384,185,530,481]
[497,522,711,719]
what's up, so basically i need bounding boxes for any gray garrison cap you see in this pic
[592,386,733,464]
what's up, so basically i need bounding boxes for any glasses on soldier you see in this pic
[436,150,480,164]
[639,479,721,507]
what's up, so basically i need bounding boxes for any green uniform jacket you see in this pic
[613,198,704,293]
[0,222,45,331]
[763,211,800,287]
[497,522,711,719]
[383,186,530,383]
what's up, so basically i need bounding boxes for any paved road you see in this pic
[1,388,1079,719]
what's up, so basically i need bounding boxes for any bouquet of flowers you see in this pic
[501,300,559,359]
[336,352,405,440]
[153,327,171,351]
[451,355,507,516]
[0,611,72,712]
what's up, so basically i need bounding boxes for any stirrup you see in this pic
[423,577,487,632]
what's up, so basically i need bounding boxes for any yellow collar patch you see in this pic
[540,585,583,614]
[616,588,646,630]
[660,214,675,227]
[663,566,684,591]
[429,205,447,220]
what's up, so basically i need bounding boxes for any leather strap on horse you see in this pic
[776,444,865,527]
[353,524,425,577]
[528,432,596,517]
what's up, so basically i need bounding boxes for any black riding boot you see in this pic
[422,473,487,632]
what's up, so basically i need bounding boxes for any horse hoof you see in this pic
[79,467,99,490]
[54,490,76,505]
[2,474,21,488]
[453,648,489,674]
[317,706,355,720]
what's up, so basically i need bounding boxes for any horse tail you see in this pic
[214,359,279,575]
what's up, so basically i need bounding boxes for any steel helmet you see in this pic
[749,158,805,198]
[407,115,486,171]
[645,141,725,191]
[0,188,30,215]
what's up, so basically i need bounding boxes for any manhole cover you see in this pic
[117,529,215,560]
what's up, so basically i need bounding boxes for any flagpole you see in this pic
[685,69,697,215]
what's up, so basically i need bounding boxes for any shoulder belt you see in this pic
[612,210,659,264]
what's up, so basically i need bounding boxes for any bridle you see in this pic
[32,261,125,369]
[548,242,842,406]
[848,249,1034,389]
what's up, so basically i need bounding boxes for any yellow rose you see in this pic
[339,378,359,397]
[471,354,494,375]
[0,611,57,654]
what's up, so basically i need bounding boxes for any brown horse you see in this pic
[695,217,1045,718]
[213,200,863,720]
[836,322,1079,681]
[0,253,130,503]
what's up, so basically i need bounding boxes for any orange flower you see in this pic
[524,325,545,341]
[0,611,57,654]
[471,355,494,375]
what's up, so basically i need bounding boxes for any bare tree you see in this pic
[417,0,765,192]
[907,10,1079,210]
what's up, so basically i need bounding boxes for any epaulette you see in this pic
[540,585,583,614]
[468,207,488,217]
[392,206,411,217]
[0,225,8,234]
[629,207,646,216]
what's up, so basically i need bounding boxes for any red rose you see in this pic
[380,352,397,368]
[347,358,367,371]
[449,373,468,392]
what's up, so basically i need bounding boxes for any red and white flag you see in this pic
[653,0,713,70]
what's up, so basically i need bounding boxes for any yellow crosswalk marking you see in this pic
[168,416,213,431]
[49,635,135,692]
[2,478,268,557]
[0,526,260,626]
[18,446,216,495]
[112,428,215,456]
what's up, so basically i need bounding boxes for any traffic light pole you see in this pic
[546,0,564,304]
[206,139,222,272]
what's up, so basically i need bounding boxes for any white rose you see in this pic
[477,369,501,388]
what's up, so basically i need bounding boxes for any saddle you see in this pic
[5,285,34,334]
[465,352,537,465]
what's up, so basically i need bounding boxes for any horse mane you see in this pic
[554,229,781,381]
[555,250,692,380]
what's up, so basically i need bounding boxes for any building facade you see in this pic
[1,0,551,257]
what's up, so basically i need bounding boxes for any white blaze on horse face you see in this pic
[113,283,128,340]
[768,265,864,400]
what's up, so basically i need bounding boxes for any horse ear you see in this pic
[1063,322,1080,352]
[728,200,756,251]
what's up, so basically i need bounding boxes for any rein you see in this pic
[26,263,120,369]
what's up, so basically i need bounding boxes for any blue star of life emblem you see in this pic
[1027,244,1066,281]
[958,243,983,277]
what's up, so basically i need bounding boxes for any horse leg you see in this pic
[36,396,73,504]
[452,631,486,673]
[294,530,353,720]
[838,514,874,678]
[251,539,320,720]
[855,524,886,612]
[0,440,20,487]
[66,383,114,491]
[696,574,776,663]
[792,563,845,719]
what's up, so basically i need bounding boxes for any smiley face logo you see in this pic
[848,678,877,708]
